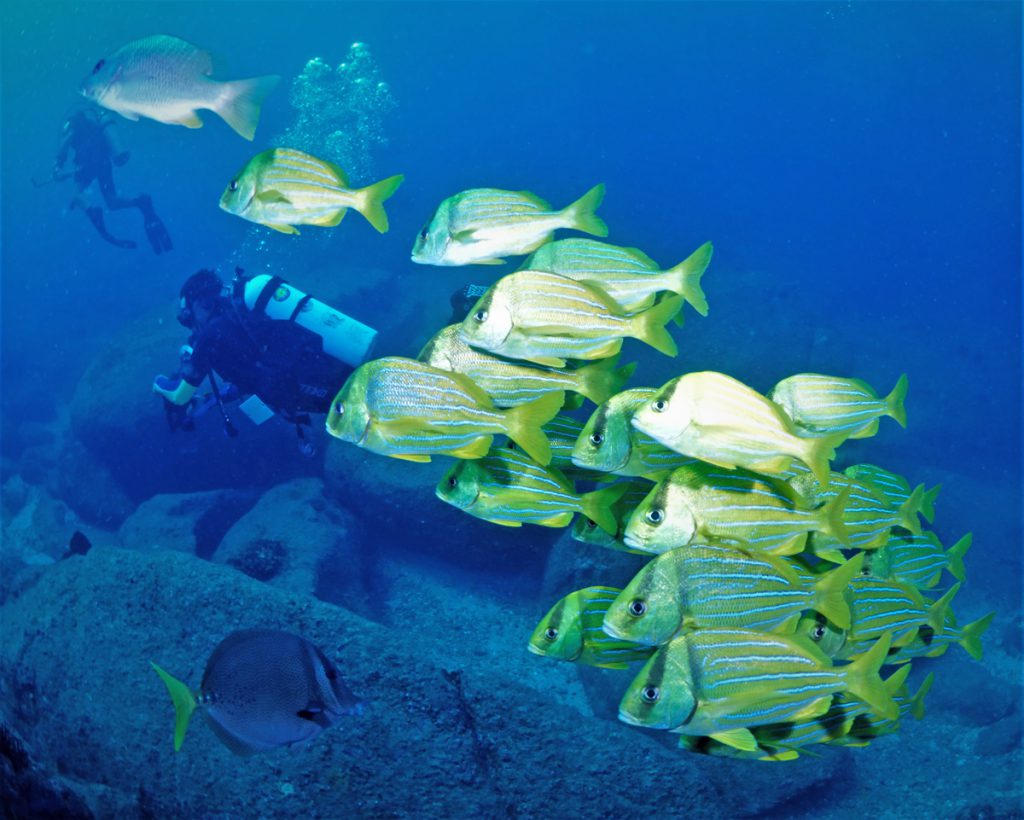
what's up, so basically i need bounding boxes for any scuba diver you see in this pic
[448,283,491,324]
[153,268,378,452]
[49,107,172,254]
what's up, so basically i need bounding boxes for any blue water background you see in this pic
[0,0,1020,786]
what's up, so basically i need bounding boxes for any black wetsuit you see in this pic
[182,300,353,416]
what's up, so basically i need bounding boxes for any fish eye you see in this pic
[448,476,458,488]
[473,309,488,323]
[544,627,558,642]
[652,399,667,413]
[641,685,660,703]
[229,180,239,192]
[628,599,647,617]
[812,624,826,640]
[589,432,604,446]
[333,401,344,416]
[92,58,105,74]
[585,518,597,530]
[645,508,665,525]
[419,226,429,240]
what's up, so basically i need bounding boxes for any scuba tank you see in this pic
[238,273,377,368]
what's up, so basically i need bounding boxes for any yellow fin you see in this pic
[503,391,564,465]
[150,662,197,752]
[263,222,300,235]
[255,189,290,204]
[447,437,492,459]
[354,174,404,233]
[173,112,203,128]
[563,183,608,237]
[308,208,348,228]
[390,453,431,463]
[709,728,758,752]
[667,241,712,317]
[537,513,574,527]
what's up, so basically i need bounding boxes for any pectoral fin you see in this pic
[255,189,292,204]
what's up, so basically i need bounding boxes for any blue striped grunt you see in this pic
[458,271,682,367]
[769,373,908,440]
[412,184,608,266]
[617,628,898,748]
[866,531,971,588]
[841,576,960,649]
[523,238,713,317]
[845,463,942,524]
[528,586,656,669]
[219,147,403,234]
[326,356,562,464]
[621,462,851,556]
[602,546,862,645]
[572,388,697,479]
[884,609,994,664]
[836,671,935,746]
[571,480,655,553]
[435,443,626,532]
[632,372,848,487]
[417,324,634,408]
[797,612,851,659]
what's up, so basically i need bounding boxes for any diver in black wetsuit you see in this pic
[51,108,172,254]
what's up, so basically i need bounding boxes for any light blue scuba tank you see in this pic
[242,274,377,368]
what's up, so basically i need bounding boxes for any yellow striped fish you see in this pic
[866,531,971,588]
[621,462,850,556]
[528,586,656,669]
[632,371,847,487]
[769,373,908,439]
[841,576,959,649]
[836,671,935,746]
[412,184,608,266]
[435,443,626,532]
[571,479,653,553]
[846,463,941,523]
[602,546,862,645]
[219,147,403,234]
[326,357,561,464]
[459,270,682,367]
[523,239,713,317]
[417,324,634,408]
[617,628,898,749]
[572,387,697,478]
[883,609,993,664]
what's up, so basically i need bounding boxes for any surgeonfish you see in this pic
[412,184,608,266]
[458,271,682,367]
[417,324,634,408]
[326,356,562,464]
[845,463,942,524]
[865,531,971,589]
[617,628,898,750]
[621,462,851,556]
[523,238,713,318]
[631,372,847,487]
[601,546,862,645]
[768,373,908,440]
[571,388,697,479]
[81,35,279,140]
[435,443,626,532]
[219,148,403,235]
[150,629,362,755]
[528,586,656,669]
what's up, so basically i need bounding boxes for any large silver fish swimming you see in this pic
[151,629,362,755]
[81,35,279,140]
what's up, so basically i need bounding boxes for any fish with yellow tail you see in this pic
[768,373,909,440]
[150,629,361,755]
[459,271,682,367]
[571,480,655,553]
[435,443,626,532]
[412,184,608,266]
[836,671,935,746]
[631,371,847,487]
[528,586,656,669]
[81,35,279,140]
[326,357,562,464]
[617,628,898,750]
[882,609,994,664]
[571,388,698,479]
[219,148,403,235]
[846,462,942,524]
[839,576,960,651]
[418,324,634,408]
[865,531,971,589]
[602,546,862,645]
[621,461,851,556]
[523,239,713,318]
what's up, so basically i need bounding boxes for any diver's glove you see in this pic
[153,375,197,405]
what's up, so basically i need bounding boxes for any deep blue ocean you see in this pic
[1,2,1021,818]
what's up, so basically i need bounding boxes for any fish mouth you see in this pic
[601,620,627,640]
[622,534,644,550]
[617,709,645,727]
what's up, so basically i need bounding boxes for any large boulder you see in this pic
[1,547,856,818]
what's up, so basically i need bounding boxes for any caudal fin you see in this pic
[945,532,972,582]
[920,483,942,523]
[842,633,899,721]
[579,483,629,535]
[563,183,608,237]
[150,661,197,752]
[574,357,636,405]
[811,552,862,629]
[799,430,848,489]
[926,583,960,633]
[216,74,280,140]
[355,174,405,233]
[630,295,682,357]
[958,611,994,660]
[817,483,851,546]
[666,241,713,317]
[503,391,564,465]
[896,484,925,535]
[884,374,909,428]
[909,672,935,720]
